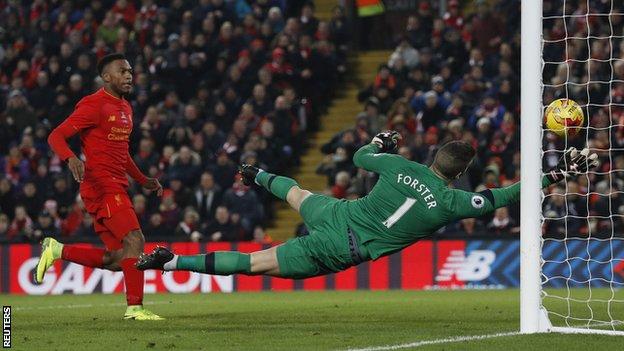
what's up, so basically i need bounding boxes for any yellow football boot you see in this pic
[34,237,63,284]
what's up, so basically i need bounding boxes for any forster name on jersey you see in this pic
[396,173,437,209]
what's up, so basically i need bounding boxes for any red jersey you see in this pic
[48,88,147,196]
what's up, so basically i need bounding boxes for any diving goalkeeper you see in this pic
[137,131,598,279]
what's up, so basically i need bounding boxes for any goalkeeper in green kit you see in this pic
[136,131,598,279]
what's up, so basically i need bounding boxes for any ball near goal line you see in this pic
[544,98,585,138]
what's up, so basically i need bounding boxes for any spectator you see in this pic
[5,90,37,135]
[471,1,505,56]
[252,225,273,244]
[32,210,61,242]
[468,94,506,130]
[389,38,419,70]
[316,147,356,186]
[331,171,351,199]
[8,205,33,241]
[72,214,96,238]
[62,196,85,236]
[145,213,168,240]
[194,171,222,221]
[355,97,384,134]
[299,2,319,36]
[221,174,263,234]
[415,91,446,131]
[16,181,43,219]
[167,146,201,186]
[0,214,9,240]
[207,150,238,190]
[169,177,195,210]
[132,194,149,227]
[443,0,464,30]
[174,208,203,242]
[487,207,518,235]
[159,189,180,231]
[133,138,159,175]
[204,206,242,242]
[52,177,74,217]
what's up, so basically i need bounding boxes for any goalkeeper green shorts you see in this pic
[276,194,367,279]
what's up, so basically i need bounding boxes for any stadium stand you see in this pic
[3,0,619,242]
[312,0,623,239]
[311,1,523,237]
[0,0,347,243]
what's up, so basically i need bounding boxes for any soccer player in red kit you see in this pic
[35,53,164,320]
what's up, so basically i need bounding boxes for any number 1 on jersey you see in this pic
[382,197,416,228]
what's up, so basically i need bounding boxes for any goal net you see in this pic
[522,0,624,335]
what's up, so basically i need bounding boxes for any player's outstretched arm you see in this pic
[449,147,598,220]
[353,131,402,173]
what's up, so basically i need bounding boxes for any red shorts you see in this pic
[81,190,140,251]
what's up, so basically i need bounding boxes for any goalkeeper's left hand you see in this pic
[372,130,400,153]
[546,147,599,183]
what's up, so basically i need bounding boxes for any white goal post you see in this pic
[521,0,624,336]
[520,0,546,333]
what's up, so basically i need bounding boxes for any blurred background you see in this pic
[0,0,621,250]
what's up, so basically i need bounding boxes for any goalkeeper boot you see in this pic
[136,246,174,271]
[123,305,165,321]
[239,164,260,186]
[34,237,63,284]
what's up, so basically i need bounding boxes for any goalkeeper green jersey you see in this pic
[346,144,551,260]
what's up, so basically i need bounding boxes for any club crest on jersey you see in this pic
[120,112,130,124]
[114,194,122,206]
[108,115,116,122]
[471,195,485,209]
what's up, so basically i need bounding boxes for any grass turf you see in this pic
[2,289,623,350]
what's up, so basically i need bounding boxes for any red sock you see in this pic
[61,245,105,268]
[121,258,144,306]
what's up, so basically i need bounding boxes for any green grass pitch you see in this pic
[3,290,623,350]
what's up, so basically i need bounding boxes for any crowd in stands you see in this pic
[2,0,622,243]
[314,0,624,238]
[542,0,624,239]
[0,0,349,243]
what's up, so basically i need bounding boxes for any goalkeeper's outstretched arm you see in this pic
[448,147,598,220]
[353,143,403,173]
[447,177,552,220]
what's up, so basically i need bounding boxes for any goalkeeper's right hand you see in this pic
[372,130,400,153]
[546,147,599,184]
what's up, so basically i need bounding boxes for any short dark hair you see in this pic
[432,141,476,180]
[97,53,126,76]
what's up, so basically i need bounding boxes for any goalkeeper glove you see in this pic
[545,147,599,184]
[372,130,400,153]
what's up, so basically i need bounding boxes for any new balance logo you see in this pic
[435,250,496,282]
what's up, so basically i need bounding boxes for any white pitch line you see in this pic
[344,331,521,351]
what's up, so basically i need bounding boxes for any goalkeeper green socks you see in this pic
[255,171,299,201]
[171,252,252,275]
